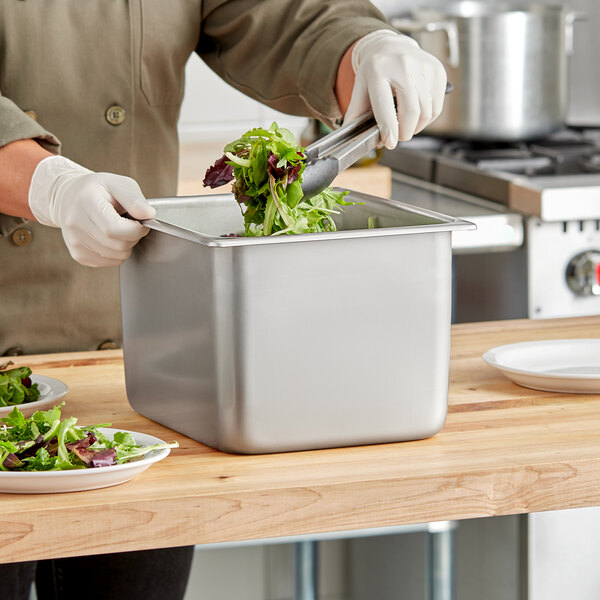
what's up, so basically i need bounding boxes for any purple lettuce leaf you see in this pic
[267,152,302,183]
[90,448,117,468]
[203,155,235,188]
[2,453,24,469]
[267,152,287,178]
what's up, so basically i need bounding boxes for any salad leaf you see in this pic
[23,446,53,470]
[0,365,40,407]
[203,122,352,236]
[203,155,234,188]
[0,404,178,472]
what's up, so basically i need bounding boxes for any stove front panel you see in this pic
[528,218,600,319]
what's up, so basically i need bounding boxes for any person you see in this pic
[0,1,446,598]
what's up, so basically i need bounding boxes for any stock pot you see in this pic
[393,2,583,141]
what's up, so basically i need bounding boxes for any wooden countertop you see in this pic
[2,316,600,563]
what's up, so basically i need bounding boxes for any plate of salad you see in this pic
[0,404,178,493]
[0,362,69,418]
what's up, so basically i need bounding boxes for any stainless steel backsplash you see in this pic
[374,0,600,126]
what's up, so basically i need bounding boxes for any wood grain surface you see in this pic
[1,316,599,563]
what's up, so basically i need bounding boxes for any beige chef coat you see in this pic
[0,0,391,355]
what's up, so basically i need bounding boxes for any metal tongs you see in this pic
[301,113,381,199]
[301,82,453,199]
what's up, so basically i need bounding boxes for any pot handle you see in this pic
[391,17,459,68]
[565,11,587,56]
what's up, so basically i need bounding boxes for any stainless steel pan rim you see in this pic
[143,192,476,247]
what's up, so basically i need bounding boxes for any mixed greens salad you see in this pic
[0,404,178,472]
[0,361,40,407]
[203,122,353,236]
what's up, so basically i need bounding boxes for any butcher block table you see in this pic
[1,315,599,564]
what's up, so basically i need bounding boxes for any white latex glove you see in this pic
[344,29,447,149]
[28,155,156,267]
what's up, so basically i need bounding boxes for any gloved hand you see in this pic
[344,29,447,149]
[28,155,156,267]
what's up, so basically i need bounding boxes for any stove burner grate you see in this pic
[439,130,600,177]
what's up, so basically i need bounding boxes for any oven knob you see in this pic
[566,250,600,296]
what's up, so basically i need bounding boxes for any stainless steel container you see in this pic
[393,2,583,141]
[120,192,474,454]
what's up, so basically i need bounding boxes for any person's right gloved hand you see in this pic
[28,155,156,267]
[344,29,447,150]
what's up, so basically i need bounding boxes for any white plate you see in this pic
[483,339,600,394]
[0,374,69,418]
[0,428,172,494]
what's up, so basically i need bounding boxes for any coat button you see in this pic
[105,105,126,126]
[3,347,24,357]
[24,110,37,121]
[97,340,120,350]
[11,228,33,246]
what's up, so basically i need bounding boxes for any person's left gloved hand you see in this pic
[344,29,447,149]
[28,155,156,267]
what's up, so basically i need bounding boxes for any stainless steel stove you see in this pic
[381,128,600,322]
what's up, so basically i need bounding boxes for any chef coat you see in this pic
[0,0,391,355]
